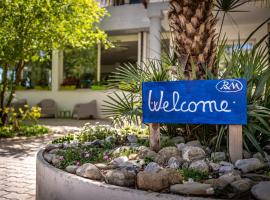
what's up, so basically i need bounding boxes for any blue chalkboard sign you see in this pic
[142,79,247,125]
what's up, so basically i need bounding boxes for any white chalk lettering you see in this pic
[147,90,232,113]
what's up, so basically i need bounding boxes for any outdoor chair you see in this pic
[37,99,57,118]
[72,100,97,120]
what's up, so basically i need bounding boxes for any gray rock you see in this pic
[48,148,60,154]
[209,162,220,171]
[138,146,157,159]
[118,160,142,173]
[219,173,241,185]
[219,161,234,174]
[251,181,270,200]
[189,160,209,172]
[51,154,63,166]
[158,147,181,165]
[186,140,202,148]
[137,169,182,192]
[76,163,103,180]
[170,182,214,196]
[176,143,186,151]
[111,156,129,166]
[182,146,206,162]
[63,141,78,148]
[95,163,117,170]
[171,136,185,144]
[235,158,265,173]
[45,143,62,151]
[144,162,162,173]
[43,153,53,163]
[230,179,251,192]
[82,139,102,147]
[105,169,136,187]
[65,165,79,174]
[127,135,138,143]
[204,179,227,189]
[105,136,115,143]
[211,152,226,162]
[167,157,181,169]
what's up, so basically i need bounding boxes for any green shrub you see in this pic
[0,125,49,138]
[179,168,209,182]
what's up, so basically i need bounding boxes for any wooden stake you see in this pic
[149,123,160,152]
[229,125,243,163]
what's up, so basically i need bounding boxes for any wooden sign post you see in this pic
[142,79,247,158]
[150,123,160,152]
[229,125,243,163]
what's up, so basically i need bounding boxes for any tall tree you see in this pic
[0,0,109,125]
[167,0,270,80]
[168,0,217,80]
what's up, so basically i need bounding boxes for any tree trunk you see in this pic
[168,0,217,80]
[0,60,25,126]
[0,63,9,125]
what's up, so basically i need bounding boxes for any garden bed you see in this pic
[40,124,270,200]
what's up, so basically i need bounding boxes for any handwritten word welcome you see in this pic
[148,90,232,113]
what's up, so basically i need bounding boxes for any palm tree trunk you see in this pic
[168,0,217,80]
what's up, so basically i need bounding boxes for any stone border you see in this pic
[36,149,221,200]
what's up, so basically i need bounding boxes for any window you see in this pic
[101,35,138,83]
[21,52,52,90]
[63,48,97,89]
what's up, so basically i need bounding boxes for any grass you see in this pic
[0,125,49,138]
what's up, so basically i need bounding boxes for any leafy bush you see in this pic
[0,125,49,138]
[0,105,41,130]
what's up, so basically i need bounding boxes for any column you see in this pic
[137,32,142,64]
[148,15,162,60]
[51,50,63,91]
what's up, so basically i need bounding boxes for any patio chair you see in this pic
[72,100,97,120]
[37,99,57,118]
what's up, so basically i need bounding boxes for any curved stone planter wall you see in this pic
[36,149,220,200]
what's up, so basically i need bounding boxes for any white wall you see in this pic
[219,23,268,43]
[15,90,119,119]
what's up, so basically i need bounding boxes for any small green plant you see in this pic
[161,138,175,148]
[179,168,209,182]
[52,133,77,144]
[78,124,120,143]
[56,146,111,169]
[144,156,155,165]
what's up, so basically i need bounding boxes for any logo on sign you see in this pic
[216,79,243,93]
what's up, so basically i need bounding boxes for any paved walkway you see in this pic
[0,119,110,200]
